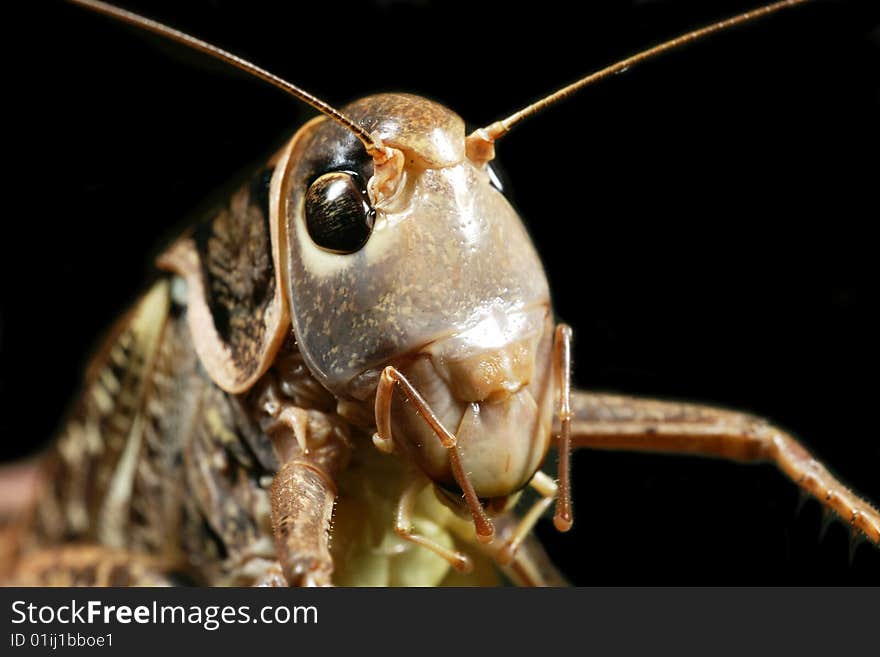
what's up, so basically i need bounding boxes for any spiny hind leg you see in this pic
[567,392,880,545]
[6,545,174,586]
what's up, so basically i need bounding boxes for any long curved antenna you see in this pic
[467,0,813,162]
[67,0,385,158]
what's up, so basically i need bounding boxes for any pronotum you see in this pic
[3,0,876,584]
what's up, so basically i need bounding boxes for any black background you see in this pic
[3,0,879,584]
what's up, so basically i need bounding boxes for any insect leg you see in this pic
[567,392,880,545]
[256,375,351,586]
[269,459,337,586]
[552,324,574,532]
[395,479,473,573]
[374,366,495,542]
[5,545,173,586]
[495,471,557,565]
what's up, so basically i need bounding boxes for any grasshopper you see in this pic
[1,0,876,583]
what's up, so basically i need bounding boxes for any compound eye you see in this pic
[304,171,374,254]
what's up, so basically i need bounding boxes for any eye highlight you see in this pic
[304,171,374,253]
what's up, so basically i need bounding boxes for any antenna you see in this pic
[67,0,386,159]
[467,0,813,163]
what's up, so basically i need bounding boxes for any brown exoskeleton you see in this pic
[2,0,877,586]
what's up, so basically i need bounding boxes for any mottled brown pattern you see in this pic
[193,178,276,372]
[127,316,194,562]
[21,280,284,586]
[9,545,171,586]
[157,164,289,395]
[14,273,364,586]
[33,282,170,547]
[181,380,275,583]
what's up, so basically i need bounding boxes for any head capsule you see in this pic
[279,93,555,500]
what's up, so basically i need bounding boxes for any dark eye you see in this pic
[304,171,374,253]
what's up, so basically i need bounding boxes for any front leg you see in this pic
[270,458,338,586]
[568,391,880,545]
[256,377,350,586]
